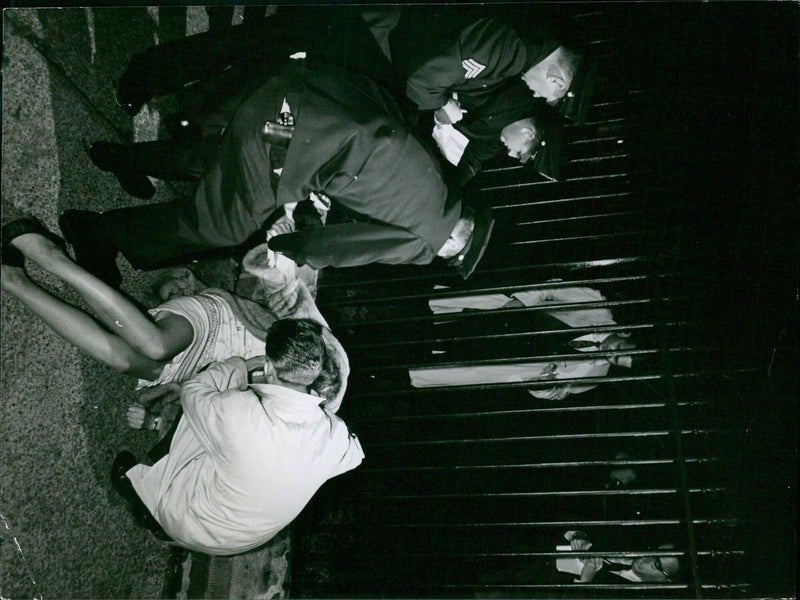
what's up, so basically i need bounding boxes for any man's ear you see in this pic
[546,64,567,90]
[521,127,536,140]
[263,360,278,384]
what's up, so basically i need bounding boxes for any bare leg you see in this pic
[1,265,166,380]
[9,232,193,361]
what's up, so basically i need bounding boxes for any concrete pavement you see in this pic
[1,7,287,599]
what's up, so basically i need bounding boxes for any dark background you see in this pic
[302,3,798,597]
[0,3,795,598]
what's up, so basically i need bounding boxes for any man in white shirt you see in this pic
[409,285,635,400]
[117,318,364,555]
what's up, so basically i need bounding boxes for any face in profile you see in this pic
[521,70,566,103]
[631,556,679,582]
[500,118,539,163]
[520,49,572,104]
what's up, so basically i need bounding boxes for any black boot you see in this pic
[115,48,161,117]
[59,210,122,288]
[89,142,156,200]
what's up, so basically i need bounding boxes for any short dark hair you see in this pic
[266,319,325,385]
[310,343,343,402]
[556,45,582,82]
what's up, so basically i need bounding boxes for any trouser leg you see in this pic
[98,186,273,271]
[119,7,398,111]
[88,138,215,203]
[302,6,402,94]
[118,16,305,108]
[206,6,234,31]
[268,221,440,269]
[118,27,255,105]
[99,201,221,270]
[111,452,173,541]
[242,6,268,24]
[359,6,401,62]
[125,140,213,180]
[61,195,263,283]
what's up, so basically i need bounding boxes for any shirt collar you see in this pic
[248,383,322,414]
[610,568,643,582]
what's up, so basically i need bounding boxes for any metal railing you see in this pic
[289,6,755,598]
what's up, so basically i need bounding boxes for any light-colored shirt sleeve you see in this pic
[324,410,366,474]
[432,122,470,166]
[429,293,513,314]
[179,356,249,457]
[512,286,616,336]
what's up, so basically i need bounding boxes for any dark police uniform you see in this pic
[268,65,461,269]
[86,63,460,271]
[450,79,550,185]
[387,7,559,111]
[116,7,401,118]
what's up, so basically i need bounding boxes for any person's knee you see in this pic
[104,344,161,373]
[137,337,179,362]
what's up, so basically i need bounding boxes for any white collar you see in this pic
[248,383,322,414]
[610,568,643,582]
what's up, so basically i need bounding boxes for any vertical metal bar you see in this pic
[649,250,703,597]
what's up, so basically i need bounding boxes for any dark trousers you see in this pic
[89,138,222,270]
[102,10,417,271]
[147,407,183,463]
[97,70,290,270]
[118,140,210,181]
[119,6,400,110]
[119,409,183,542]
[96,201,217,270]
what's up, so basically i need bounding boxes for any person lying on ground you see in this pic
[2,218,363,554]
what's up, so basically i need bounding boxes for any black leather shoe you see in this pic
[0,241,24,267]
[59,210,122,288]
[114,72,152,118]
[2,218,68,267]
[115,53,159,117]
[114,89,146,117]
[268,232,306,265]
[111,451,139,494]
[88,142,156,200]
[1,223,26,267]
[111,451,172,541]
